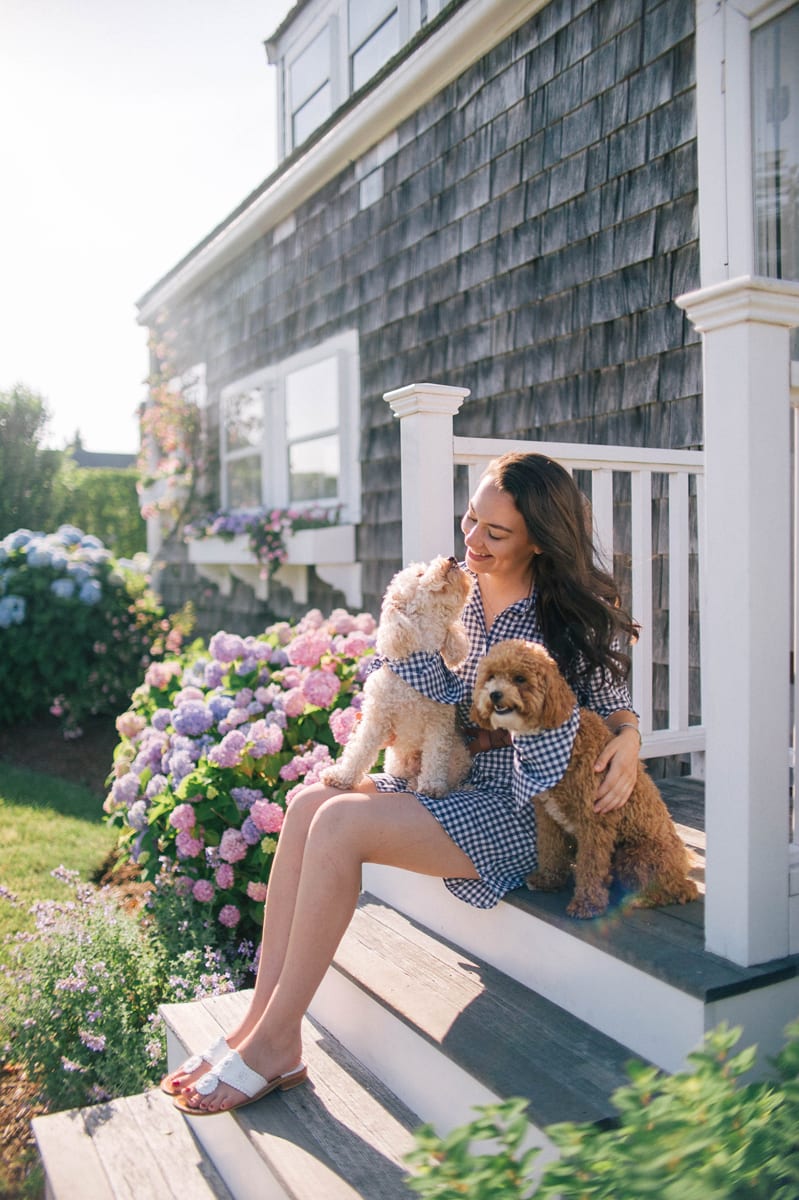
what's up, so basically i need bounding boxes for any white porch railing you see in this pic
[385,383,704,764]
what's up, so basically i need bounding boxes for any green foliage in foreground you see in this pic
[406,1022,799,1198]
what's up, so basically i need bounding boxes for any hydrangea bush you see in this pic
[0,526,192,734]
[104,607,377,944]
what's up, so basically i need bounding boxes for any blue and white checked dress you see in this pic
[371,569,634,908]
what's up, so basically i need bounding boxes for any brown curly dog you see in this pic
[471,639,699,918]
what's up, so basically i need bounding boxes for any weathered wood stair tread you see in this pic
[503,775,799,1001]
[335,894,643,1130]
[160,993,419,1200]
[32,1088,234,1200]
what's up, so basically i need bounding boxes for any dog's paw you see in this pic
[526,869,570,893]
[321,765,360,790]
[566,893,609,919]
[415,778,449,799]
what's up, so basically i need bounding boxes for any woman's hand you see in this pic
[593,726,640,813]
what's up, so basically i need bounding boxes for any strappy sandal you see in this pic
[173,1049,307,1115]
[159,1033,229,1096]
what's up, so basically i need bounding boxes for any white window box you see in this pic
[187,524,361,609]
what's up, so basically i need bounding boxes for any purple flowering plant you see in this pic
[0,526,193,736]
[105,606,377,943]
[184,505,340,576]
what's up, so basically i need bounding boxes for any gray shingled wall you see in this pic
[153,0,702,737]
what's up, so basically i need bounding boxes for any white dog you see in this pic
[321,556,473,797]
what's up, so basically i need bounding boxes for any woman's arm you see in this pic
[593,709,640,813]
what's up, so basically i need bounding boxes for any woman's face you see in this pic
[460,476,541,580]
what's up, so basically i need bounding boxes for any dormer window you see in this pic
[267,0,447,158]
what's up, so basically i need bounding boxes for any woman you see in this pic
[166,452,640,1114]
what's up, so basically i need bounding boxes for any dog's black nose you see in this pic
[447,556,459,567]
[490,690,503,705]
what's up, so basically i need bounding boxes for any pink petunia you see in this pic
[246,881,268,902]
[250,800,284,834]
[192,879,215,902]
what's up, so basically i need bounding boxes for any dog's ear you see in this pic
[538,654,576,727]
[441,623,469,667]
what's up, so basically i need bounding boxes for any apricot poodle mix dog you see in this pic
[471,639,699,918]
[322,555,473,797]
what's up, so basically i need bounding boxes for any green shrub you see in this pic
[54,462,146,559]
[406,1023,799,1199]
[0,525,192,733]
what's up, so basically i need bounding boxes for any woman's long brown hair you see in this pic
[485,452,637,686]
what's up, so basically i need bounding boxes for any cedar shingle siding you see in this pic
[147,0,701,675]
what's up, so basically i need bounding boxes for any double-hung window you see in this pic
[289,23,334,149]
[349,1,400,92]
[220,331,361,522]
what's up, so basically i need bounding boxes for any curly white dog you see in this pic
[321,555,473,797]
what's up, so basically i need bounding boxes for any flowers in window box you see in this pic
[184,505,341,576]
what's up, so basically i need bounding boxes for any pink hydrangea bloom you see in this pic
[219,828,248,863]
[279,757,302,782]
[215,863,235,889]
[232,688,253,708]
[219,706,249,731]
[218,904,240,928]
[354,613,377,634]
[208,730,247,768]
[175,831,204,858]
[173,686,204,706]
[144,660,182,690]
[169,803,196,832]
[192,879,215,902]
[174,875,194,897]
[115,712,146,738]
[286,629,332,668]
[327,608,357,634]
[341,631,372,657]
[281,687,307,718]
[329,706,360,746]
[250,800,284,834]
[248,720,284,757]
[284,783,305,805]
[302,668,340,708]
[294,608,324,633]
[246,881,268,902]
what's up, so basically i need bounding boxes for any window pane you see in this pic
[293,81,333,146]
[225,389,263,452]
[290,25,330,110]
[227,456,262,508]
[351,11,399,92]
[285,357,339,440]
[752,6,799,283]
[289,436,340,501]
[349,0,397,51]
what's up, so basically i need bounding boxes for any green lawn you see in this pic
[0,763,117,968]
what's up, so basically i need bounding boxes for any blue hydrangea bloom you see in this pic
[57,525,84,545]
[6,530,34,551]
[126,800,149,831]
[172,701,215,737]
[0,594,26,627]
[80,534,104,550]
[79,579,102,605]
[51,577,76,600]
[208,694,235,722]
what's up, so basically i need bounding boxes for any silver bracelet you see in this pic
[614,722,642,747]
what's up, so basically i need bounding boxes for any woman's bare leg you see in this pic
[182,786,478,1111]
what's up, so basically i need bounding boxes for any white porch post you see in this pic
[384,382,470,564]
[677,275,799,966]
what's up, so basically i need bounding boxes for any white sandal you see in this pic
[159,1033,229,1096]
[174,1049,307,1115]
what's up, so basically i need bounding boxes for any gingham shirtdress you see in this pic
[371,570,635,908]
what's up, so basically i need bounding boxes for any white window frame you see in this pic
[695,0,798,289]
[219,330,361,523]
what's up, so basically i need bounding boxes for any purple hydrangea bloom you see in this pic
[208,631,246,663]
[172,701,214,737]
[207,730,247,768]
[231,786,263,812]
[145,773,168,799]
[112,773,141,805]
[240,816,262,845]
[208,694,235,722]
[164,750,194,784]
[218,828,248,863]
[151,708,173,731]
[204,660,225,688]
[126,800,148,831]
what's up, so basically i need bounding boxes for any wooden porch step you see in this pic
[314,892,644,1141]
[158,996,419,1200]
[31,1089,234,1200]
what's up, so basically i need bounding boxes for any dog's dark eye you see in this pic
[513,674,526,685]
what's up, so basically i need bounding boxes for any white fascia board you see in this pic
[137,0,543,324]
